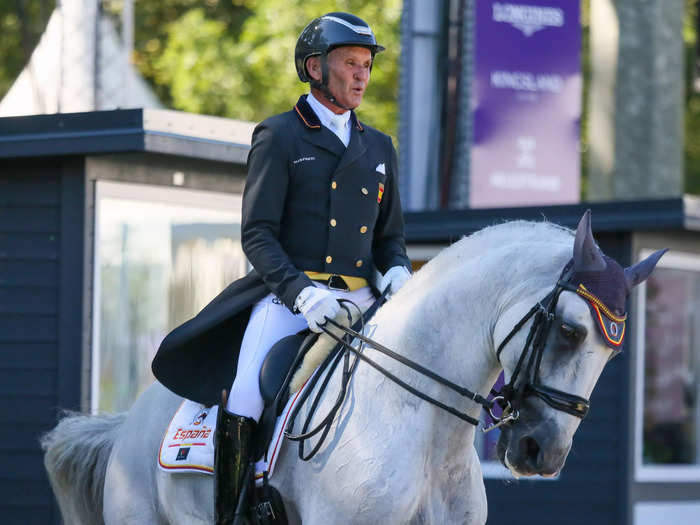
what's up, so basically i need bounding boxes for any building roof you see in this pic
[0,108,255,164]
[404,196,700,241]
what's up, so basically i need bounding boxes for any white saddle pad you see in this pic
[158,312,372,479]
[158,383,309,480]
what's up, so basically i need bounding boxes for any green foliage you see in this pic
[150,0,402,138]
[580,0,590,198]
[102,0,252,109]
[684,0,700,194]
[0,0,55,97]
[685,97,700,194]
[0,1,399,138]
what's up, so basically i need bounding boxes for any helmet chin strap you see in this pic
[310,54,355,112]
[310,81,355,112]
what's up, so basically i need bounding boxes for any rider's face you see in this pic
[308,46,372,112]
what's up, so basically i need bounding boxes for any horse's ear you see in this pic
[573,210,606,272]
[624,249,668,292]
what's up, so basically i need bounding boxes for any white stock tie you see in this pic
[329,114,345,132]
[328,113,350,147]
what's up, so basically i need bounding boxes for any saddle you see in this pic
[257,330,318,459]
[222,330,315,525]
[238,303,368,524]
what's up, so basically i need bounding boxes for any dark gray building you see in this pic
[0,109,252,523]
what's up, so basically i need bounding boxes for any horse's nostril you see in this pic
[522,436,541,466]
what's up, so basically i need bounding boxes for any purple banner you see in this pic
[470,0,581,208]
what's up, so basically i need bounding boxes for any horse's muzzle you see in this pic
[497,412,572,477]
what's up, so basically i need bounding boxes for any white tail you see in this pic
[41,411,126,525]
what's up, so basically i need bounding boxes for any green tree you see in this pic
[0,0,248,102]
[0,1,400,138]
[684,0,700,194]
[580,0,591,197]
[0,0,55,97]
[152,0,402,139]
[102,0,252,108]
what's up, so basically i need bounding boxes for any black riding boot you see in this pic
[214,397,257,525]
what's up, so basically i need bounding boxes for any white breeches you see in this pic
[226,284,375,420]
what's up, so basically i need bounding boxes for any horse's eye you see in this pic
[560,323,578,340]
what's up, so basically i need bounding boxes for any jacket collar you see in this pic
[294,94,364,132]
[294,95,367,167]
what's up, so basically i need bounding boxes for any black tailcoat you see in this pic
[152,95,411,405]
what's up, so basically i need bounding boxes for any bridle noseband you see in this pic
[491,271,592,432]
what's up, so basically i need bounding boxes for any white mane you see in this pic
[386,220,573,310]
[414,219,573,287]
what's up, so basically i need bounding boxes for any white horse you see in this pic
[41,214,663,524]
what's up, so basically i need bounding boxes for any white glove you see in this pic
[379,265,411,297]
[294,285,341,333]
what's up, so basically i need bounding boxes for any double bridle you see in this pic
[284,263,593,459]
[492,267,591,432]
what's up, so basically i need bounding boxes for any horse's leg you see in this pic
[419,445,487,525]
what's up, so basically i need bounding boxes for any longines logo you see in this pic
[492,3,564,37]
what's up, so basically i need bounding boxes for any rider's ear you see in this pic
[573,210,606,272]
[306,56,322,82]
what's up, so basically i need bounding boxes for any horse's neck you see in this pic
[362,243,569,447]
[364,275,505,443]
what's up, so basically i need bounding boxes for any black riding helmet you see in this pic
[295,12,385,109]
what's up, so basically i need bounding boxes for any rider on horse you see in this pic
[151,12,412,524]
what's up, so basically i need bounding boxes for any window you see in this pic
[635,250,700,481]
[92,181,247,413]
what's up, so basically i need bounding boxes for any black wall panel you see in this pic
[0,158,85,524]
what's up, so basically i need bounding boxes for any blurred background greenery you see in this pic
[0,0,698,193]
[0,0,401,137]
[685,0,700,194]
